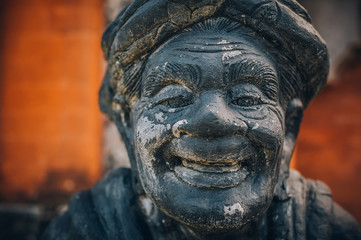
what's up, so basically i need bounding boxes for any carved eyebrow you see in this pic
[225,60,279,101]
[174,43,249,53]
[142,62,201,97]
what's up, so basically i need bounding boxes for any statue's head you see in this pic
[99,0,329,233]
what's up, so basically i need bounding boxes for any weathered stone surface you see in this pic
[43,0,361,239]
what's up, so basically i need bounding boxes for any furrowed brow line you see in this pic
[174,43,253,53]
[143,62,201,97]
[225,60,279,101]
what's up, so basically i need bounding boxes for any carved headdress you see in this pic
[100,0,329,119]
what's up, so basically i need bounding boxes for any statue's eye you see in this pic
[231,96,261,107]
[159,96,193,108]
[152,85,193,109]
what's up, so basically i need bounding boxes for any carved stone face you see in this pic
[131,29,285,231]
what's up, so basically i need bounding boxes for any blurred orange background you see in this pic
[0,0,360,237]
[0,0,104,206]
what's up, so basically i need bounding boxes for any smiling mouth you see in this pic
[173,159,249,189]
[182,159,240,173]
[163,136,253,189]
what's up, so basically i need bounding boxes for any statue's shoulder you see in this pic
[41,189,108,240]
[289,170,361,240]
[41,168,142,240]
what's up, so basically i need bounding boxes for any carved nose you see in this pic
[172,93,248,139]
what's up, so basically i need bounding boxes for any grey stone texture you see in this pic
[43,1,361,239]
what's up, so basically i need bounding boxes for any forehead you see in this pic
[141,31,280,103]
[144,30,276,76]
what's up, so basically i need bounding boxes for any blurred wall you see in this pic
[297,0,361,224]
[297,56,361,225]
[0,0,104,204]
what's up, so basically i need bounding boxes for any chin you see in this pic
[138,156,278,233]
[134,129,282,233]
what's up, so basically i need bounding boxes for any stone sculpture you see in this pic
[42,0,361,239]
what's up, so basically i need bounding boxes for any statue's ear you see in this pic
[112,94,145,195]
[113,93,133,154]
[274,98,303,200]
[283,98,304,167]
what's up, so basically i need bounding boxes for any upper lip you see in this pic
[164,135,254,167]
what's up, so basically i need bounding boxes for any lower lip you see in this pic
[174,161,249,189]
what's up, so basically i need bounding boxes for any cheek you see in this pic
[134,105,190,147]
[134,114,171,180]
[244,106,284,147]
[135,114,171,151]
[237,106,269,120]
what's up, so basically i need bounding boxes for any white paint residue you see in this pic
[137,116,167,146]
[222,46,232,51]
[172,119,188,138]
[140,197,153,217]
[222,50,243,62]
[155,112,167,122]
[252,123,259,130]
[218,39,230,44]
[224,203,244,216]
[166,124,171,130]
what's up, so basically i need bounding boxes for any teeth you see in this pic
[182,160,240,173]
[174,164,249,189]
